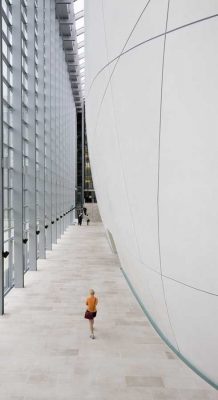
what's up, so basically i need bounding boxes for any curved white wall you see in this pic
[85,0,218,387]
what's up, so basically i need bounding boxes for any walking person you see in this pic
[78,212,83,226]
[85,214,90,226]
[84,289,98,339]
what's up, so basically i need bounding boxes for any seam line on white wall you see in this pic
[162,274,218,297]
[87,13,218,97]
[87,0,152,98]
[120,266,218,391]
[100,0,180,351]
[138,259,218,297]
[88,3,218,348]
[91,0,152,163]
[156,0,180,352]
[101,0,146,267]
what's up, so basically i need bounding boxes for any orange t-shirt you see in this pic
[86,296,98,312]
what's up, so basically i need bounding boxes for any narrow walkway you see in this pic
[0,223,217,400]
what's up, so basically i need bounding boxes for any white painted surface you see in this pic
[168,0,218,30]
[102,0,148,61]
[85,0,218,386]
[85,0,108,89]
[125,0,168,51]
[164,277,218,383]
[110,38,165,274]
[160,18,218,294]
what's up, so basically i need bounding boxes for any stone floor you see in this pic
[0,223,217,400]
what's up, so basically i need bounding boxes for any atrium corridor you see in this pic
[0,223,217,400]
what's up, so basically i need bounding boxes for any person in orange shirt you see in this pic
[84,289,98,339]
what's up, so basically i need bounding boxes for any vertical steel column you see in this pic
[67,93,71,225]
[12,0,24,288]
[63,67,67,231]
[70,101,72,223]
[73,99,76,221]
[68,94,71,225]
[58,34,62,236]
[70,105,76,225]
[66,81,69,228]
[0,4,4,313]
[55,19,61,239]
[50,0,57,244]
[69,98,73,225]
[67,74,70,225]
[63,53,67,231]
[37,0,46,258]
[72,105,77,223]
[82,103,85,207]
[27,0,37,271]
[67,73,70,226]
[44,0,52,250]
[62,51,65,233]
[61,57,66,233]
[60,42,64,235]
[66,84,69,226]
[62,65,65,231]
[67,75,70,224]
[67,85,70,227]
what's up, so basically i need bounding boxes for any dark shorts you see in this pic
[85,310,97,320]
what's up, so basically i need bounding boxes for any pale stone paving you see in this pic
[0,223,217,399]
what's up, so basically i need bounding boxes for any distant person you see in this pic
[83,207,87,216]
[85,214,90,226]
[78,212,83,226]
[84,289,98,339]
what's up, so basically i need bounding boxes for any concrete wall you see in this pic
[85,0,218,386]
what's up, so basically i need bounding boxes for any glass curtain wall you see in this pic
[0,0,76,314]
[35,0,40,258]
[21,0,29,272]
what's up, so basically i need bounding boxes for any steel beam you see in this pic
[0,4,4,313]
[51,0,57,244]
[63,65,67,230]
[81,102,85,207]
[75,11,84,21]
[13,0,24,288]
[27,0,37,271]
[38,0,46,258]
[55,19,61,239]
[59,20,74,25]
[45,0,52,250]
[60,37,64,235]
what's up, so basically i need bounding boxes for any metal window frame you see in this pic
[44,0,52,250]
[27,0,37,270]
[0,2,4,314]
[12,0,24,288]
[37,0,45,259]
[50,0,57,244]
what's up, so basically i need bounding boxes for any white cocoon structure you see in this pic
[85,0,218,387]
